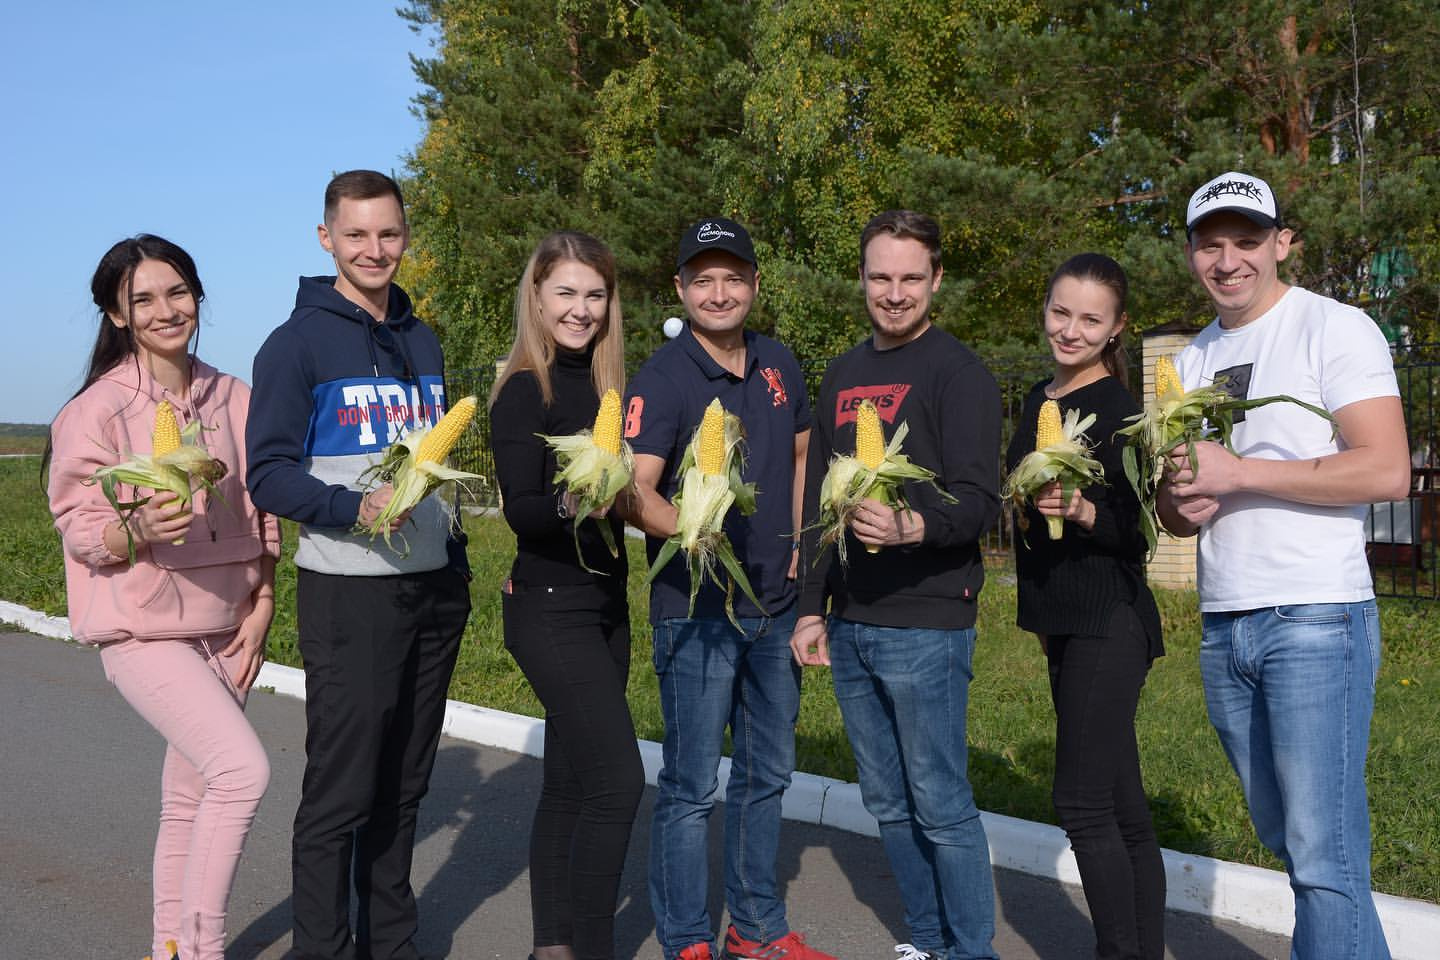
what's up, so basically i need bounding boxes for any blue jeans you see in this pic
[648,607,800,959]
[828,618,997,960]
[1200,601,1390,960]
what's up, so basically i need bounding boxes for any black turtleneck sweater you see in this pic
[489,348,627,589]
[1005,375,1163,657]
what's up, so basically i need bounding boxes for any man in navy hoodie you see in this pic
[247,170,471,960]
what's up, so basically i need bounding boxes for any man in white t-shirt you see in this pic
[1158,171,1409,959]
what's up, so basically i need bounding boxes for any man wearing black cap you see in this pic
[1159,171,1408,958]
[622,218,833,960]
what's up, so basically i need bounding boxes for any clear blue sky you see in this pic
[2,2,435,424]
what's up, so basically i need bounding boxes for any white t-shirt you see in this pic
[1176,285,1399,611]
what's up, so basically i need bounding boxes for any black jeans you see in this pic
[1047,604,1166,960]
[503,580,643,960]
[292,567,469,960]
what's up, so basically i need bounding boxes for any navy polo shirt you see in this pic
[625,323,811,623]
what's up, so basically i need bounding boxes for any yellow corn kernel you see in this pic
[1155,355,1182,398]
[855,400,885,469]
[415,395,477,464]
[1035,399,1063,450]
[697,399,727,476]
[152,401,181,456]
[592,388,622,456]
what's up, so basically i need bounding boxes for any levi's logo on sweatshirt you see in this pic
[835,384,912,426]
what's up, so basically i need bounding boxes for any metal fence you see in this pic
[447,343,1440,598]
[1368,342,1440,600]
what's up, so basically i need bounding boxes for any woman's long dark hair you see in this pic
[41,235,206,480]
[1045,252,1129,382]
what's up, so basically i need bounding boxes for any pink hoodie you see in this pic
[48,357,282,645]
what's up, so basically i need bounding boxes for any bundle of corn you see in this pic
[88,400,228,562]
[1002,399,1105,541]
[814,399,955,566]
[645,397,763,629]
[1117,355,1335,557]
[540,388,634,572]
[355,395,483,552]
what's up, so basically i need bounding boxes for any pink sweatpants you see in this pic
[100,634,270,960]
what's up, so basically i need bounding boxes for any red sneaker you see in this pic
[678,943,715,960]
[722,925,837,960]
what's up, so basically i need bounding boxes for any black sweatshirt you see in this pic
[489,349,627,589]
[1005,376,1162,656]
[798,325,1001,630]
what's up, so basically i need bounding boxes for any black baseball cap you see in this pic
[676,217,756,270]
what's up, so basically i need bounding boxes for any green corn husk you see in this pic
[87,418,228,564]
[539,429,634,574]
[355,419,485,555]
[1002,407,1106,543]
[1116,372,1336,560]
[814,419,956,567]
[645,403,764,631]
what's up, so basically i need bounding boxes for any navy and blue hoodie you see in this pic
[247,276,462,577]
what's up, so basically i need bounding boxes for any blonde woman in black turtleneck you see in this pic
[488,231,640,960]
[1004,254,1166,960]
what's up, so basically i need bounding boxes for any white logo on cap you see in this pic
[697,222,737,243]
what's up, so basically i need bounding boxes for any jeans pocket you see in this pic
[1273,603,1348,623]
[652,618,676,676]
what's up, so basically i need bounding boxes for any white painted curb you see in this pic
[6,602,1437,958]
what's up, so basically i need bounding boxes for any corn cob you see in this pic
[592,388,622,455]
[1154,355,1183,399]
[356,396,485,553]
[415,395,477,465]
[813,399,954,565]
[540,388,634,571]
[1117,355,1337,559]
[855,401,885,470]
[646,398,764,630]
[1003,399,1104,542]
[696,400,727,475]
[152,401,181,456]
[88,403,227,562]
[1035,400,1063,450]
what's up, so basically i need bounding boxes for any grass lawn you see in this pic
[3,456,1436,902]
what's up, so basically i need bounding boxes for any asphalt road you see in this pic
[0,630,1291,959]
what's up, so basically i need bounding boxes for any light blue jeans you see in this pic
[648,608,800,959]
[1200,601,1390,960]
[828,617,997,960]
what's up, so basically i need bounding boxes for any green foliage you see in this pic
[401,0,1440,365]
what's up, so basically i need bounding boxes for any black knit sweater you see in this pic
[489,348,627,589]
[1005,376,1163,656]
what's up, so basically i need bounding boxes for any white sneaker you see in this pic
[893,945,935,960]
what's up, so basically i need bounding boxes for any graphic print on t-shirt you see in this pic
[1213,362,1254,423]
[835,384,912,426]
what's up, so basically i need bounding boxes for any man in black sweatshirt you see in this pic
[793,210,1001,960]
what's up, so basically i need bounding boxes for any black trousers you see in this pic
[502,580,643,960]
[292,567,469,960]
[1047,604,1166,960]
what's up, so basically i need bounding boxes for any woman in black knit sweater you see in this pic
[488,231,641,960]
[1005,254,1166,960]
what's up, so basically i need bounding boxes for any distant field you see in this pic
[0,424,48,456]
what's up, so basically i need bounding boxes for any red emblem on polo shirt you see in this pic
[761,367,789,407]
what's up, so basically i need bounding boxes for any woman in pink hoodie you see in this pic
[45,235,281,960]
